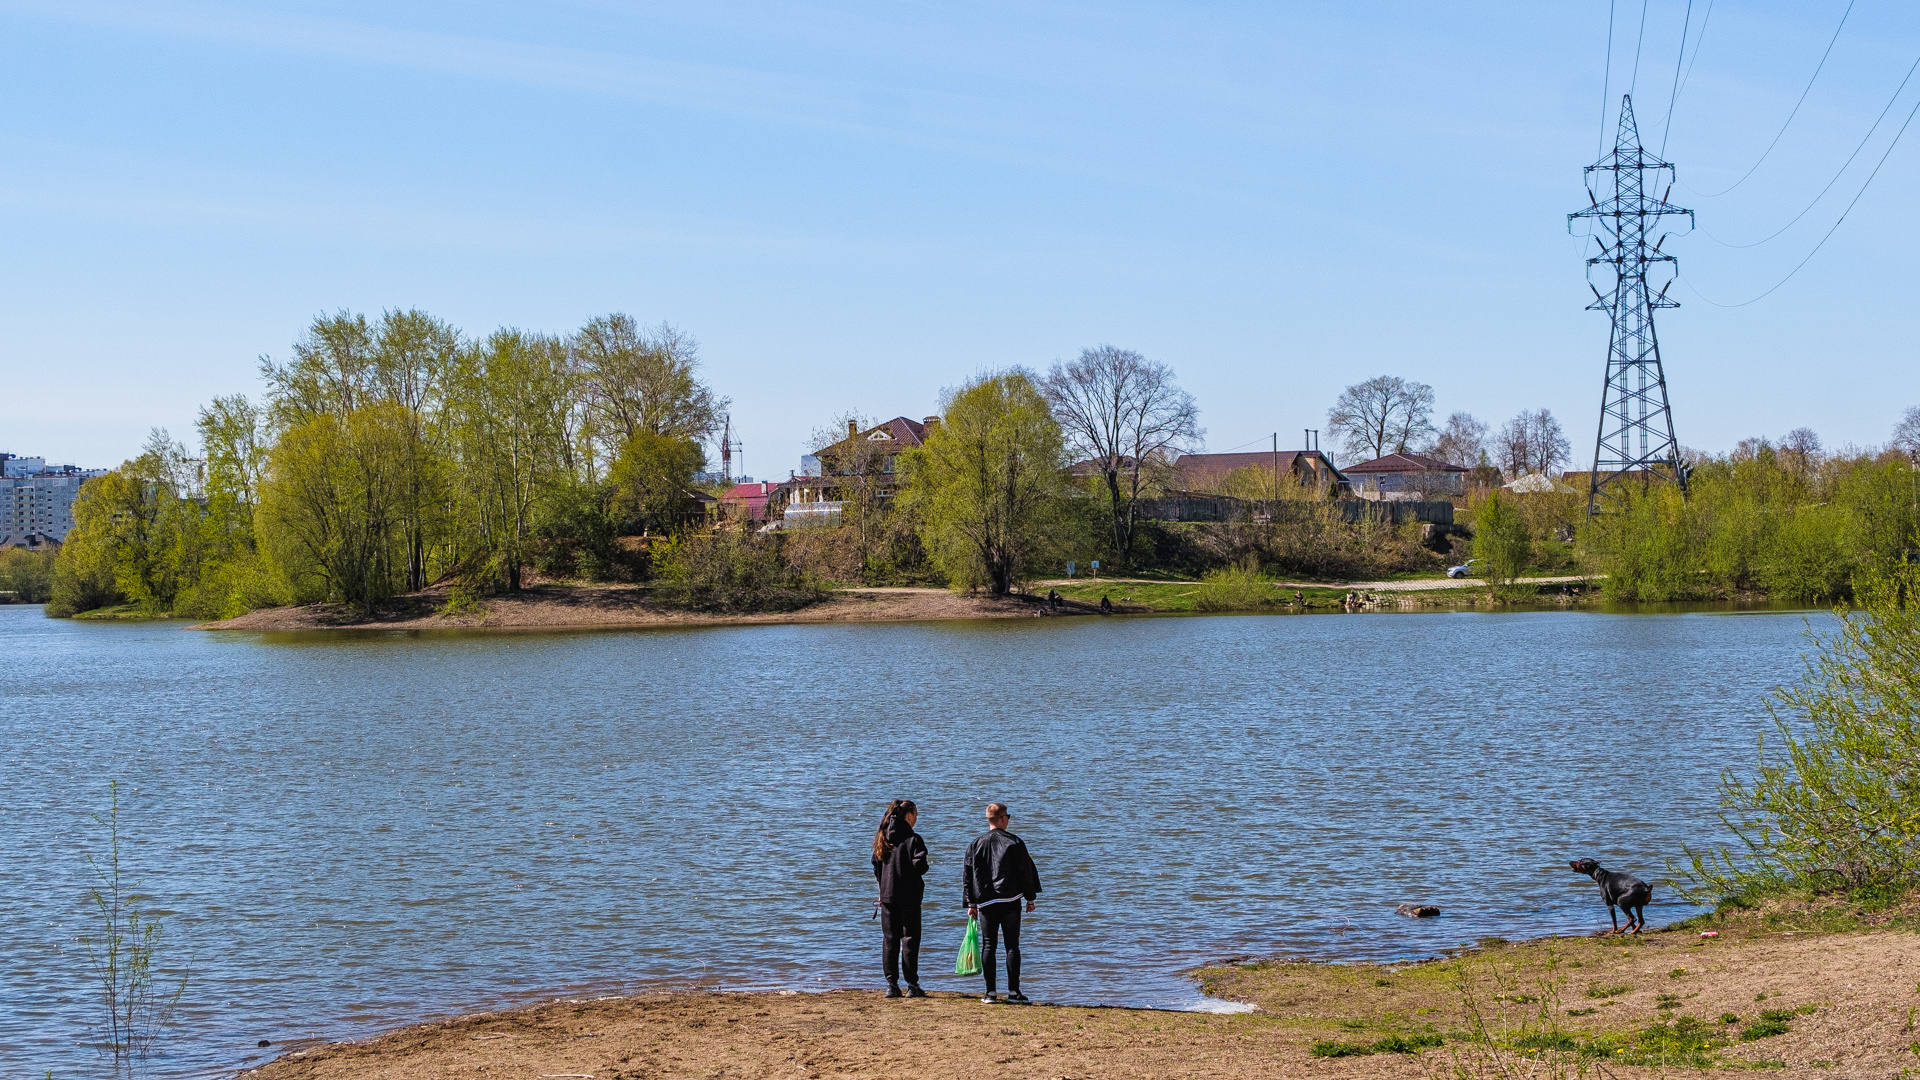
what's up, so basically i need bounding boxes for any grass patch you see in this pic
[1741,1005,1817,1042]
[1586,982,1633,999]
[1309,1034,1442,1058]
[1586,1015,1729,1068]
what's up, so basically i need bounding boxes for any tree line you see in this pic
[49,310,725,617]
[39,320,1920,616]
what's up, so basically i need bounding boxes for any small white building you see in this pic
[1341,452,1468,500]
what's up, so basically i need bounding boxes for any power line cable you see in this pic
[1660,0,1695,156]
[1688,0,1856,198]
[1704,51,1920,248]
[1629,0,1651,97]
[1683,88,1920,307]
[1600,0,1618,158]
[1675,0,1716,103]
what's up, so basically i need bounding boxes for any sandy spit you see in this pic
[195,585,1109,633]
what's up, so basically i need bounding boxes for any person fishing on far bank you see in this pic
[872,799,929,998]
[963,802,1041,1004]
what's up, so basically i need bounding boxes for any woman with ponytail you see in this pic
[870,799,929,998]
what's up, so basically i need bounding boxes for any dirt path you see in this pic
[245,922,1918,1080]
[197,584,1093,633]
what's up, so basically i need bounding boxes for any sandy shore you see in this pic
[246,911,1918,1080]
[197,584,1107,633]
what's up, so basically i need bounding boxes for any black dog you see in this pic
[1569,858,1651,934]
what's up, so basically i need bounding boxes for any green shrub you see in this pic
[1192,560,1274,612]
[1684,566,1920,897]
[1473,490,1531,586]
[0,548,55,603]
[650,530,831,614]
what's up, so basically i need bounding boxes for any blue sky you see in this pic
[3,1,1917,474]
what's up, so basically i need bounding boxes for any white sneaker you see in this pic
[981,993,999,1004]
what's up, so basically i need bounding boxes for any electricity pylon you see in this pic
[1568,94,1694,518]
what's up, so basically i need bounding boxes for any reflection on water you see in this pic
[0,603,1820,1077]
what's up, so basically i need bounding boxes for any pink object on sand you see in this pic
[1700,931,1719,938]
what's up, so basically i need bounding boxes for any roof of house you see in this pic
[821,417,930,457]
[721,481,780,502]
[1341,452,1467,475]
[1170,450,1341,485]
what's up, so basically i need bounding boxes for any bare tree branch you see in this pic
[1039,346,1202,565]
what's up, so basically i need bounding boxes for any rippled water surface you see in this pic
[1,603,1822,1076]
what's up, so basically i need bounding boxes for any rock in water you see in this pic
[1395,904,1441,918]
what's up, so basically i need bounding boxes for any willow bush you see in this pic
[1192,560,1275,612]
[1684,567,1920,899]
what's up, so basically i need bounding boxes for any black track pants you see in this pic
[882,904,921,986]
[977,902,1022,994]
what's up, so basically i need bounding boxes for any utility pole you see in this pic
[1569,94,1693,518]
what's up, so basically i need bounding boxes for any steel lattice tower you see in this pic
[1568,94,1694,517]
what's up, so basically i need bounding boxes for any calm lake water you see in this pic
[1,601,1823,1077]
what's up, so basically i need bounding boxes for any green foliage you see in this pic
[1583,446,1920,602]
[1684,566,1920,898]
[609,431,705,537]
[1192,560,1276,612]
[530,481,621,580]
[257,405,415,616]
[0,548,56,603]
[48,309,726,622]
[901,371,1068,595]
[1472,489,1530,587]
[649,531,830,613]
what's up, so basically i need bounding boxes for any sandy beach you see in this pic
[246,904,1919,1080]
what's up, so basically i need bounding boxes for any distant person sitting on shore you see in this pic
[1099,594,1113,614]
[872,799,929,998]
[964,802,1041,1004]
[1047,589,1062,610]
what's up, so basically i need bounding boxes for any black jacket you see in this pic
[962,828,1041,907]
[872,815,929,907]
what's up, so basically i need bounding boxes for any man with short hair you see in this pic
[963,802,1042,1004]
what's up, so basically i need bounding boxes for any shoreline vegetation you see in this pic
[247,895,1919,1080]
[169,573,1611,633]
[35,309,1918,630]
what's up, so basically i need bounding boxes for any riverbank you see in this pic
[248,902,1918,1080]
[198,574,1603,632]
[195,583,1094,632]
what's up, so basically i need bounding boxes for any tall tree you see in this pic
[1040,346,1201,566]
[258,406,412,615]
[259,311,377,426]
[902,371,1067,595]
[1432,411,1488,469]
[1326,376,1436,462]
[1496,409,1572,477]
[448,330,578,592]
[571,314,727,464]
[1891,407,1920,462]
[370,309,460,590]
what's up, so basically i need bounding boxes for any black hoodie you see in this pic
[871,815,929,907]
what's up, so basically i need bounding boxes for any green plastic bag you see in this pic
[954,915,981,976]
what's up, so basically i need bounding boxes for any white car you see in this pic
[1446,559,1478,579]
